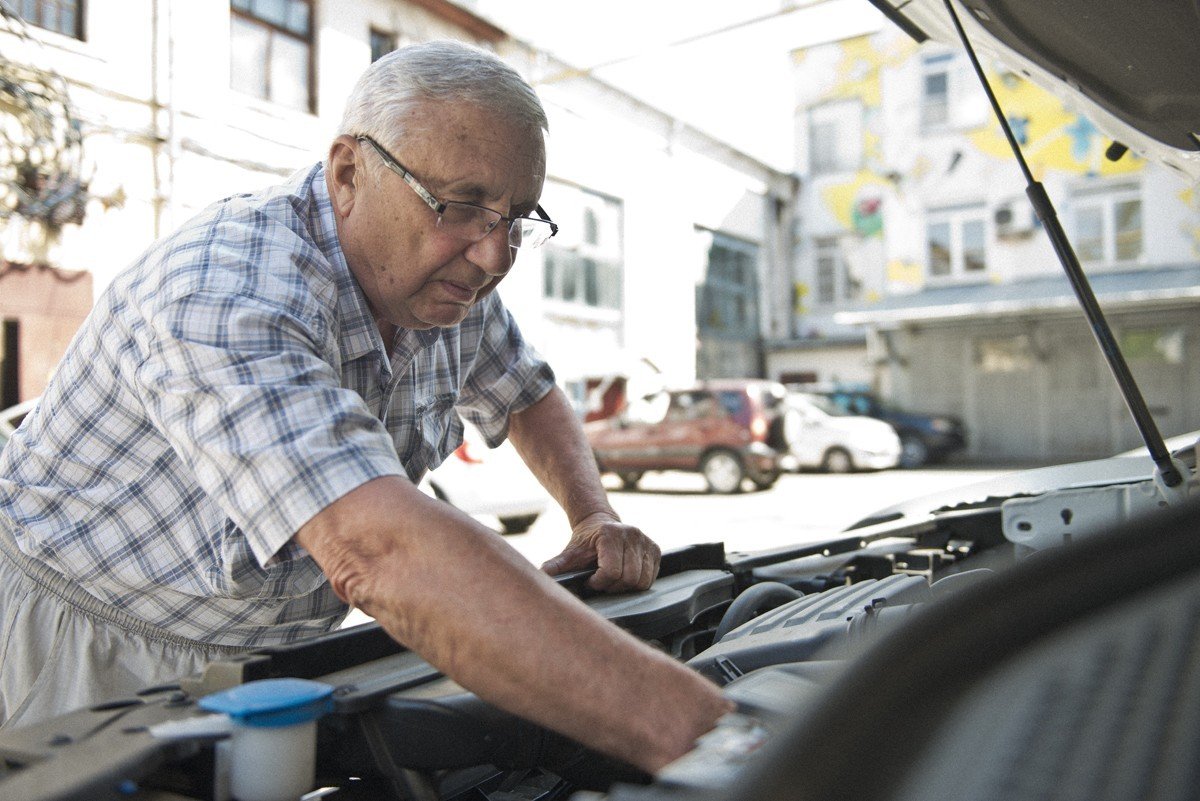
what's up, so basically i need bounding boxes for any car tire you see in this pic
[899,435,930,468]
[499,514,538,535]
[751,469,781,491]
[822,447,855,474]
[702,449,745,494]
[618,471,643,490]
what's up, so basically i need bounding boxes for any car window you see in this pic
[715,390,748,418]
[803,394,848,416]
[625,391,670,424]
[666,391,723,421]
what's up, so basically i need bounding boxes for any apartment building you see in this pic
[768,27,1200,461]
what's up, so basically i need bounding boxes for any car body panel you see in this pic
[783,392,902,472]
[420,421,549,533]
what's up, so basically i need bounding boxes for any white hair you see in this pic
[338,40,548,166]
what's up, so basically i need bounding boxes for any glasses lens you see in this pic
[438,202,501,241]
[510,218,554,250]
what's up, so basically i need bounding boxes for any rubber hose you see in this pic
[713,581,804,643]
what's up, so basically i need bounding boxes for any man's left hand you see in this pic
[540,512,661,593]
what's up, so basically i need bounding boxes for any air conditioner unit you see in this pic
[994,201,1039,239]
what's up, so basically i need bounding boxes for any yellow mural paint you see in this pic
[886,259,923,288]
[966,71,1142,177]
[822,170,890,235]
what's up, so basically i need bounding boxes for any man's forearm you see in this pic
[508,387,615,527]
[296,477,732,772]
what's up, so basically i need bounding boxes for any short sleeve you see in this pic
[134,289,404,567]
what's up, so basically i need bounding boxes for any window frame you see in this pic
[807,98,863,176]
[230,0,316,115]
[812,236,859,306]
[1069,181,1144,268]
[919,51,955,132]
[925,205,989,281]
[16,0,84,40]
[541,185,624,316]
[697,232,760,338]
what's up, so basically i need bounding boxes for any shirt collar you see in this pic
[308,164,397,363]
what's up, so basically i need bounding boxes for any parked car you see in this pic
[421,421,550,535]
[782,391,902,473]
[793,383,966,468]
[586,379,791,493]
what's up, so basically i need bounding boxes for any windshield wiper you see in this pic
[941,0,1186,497]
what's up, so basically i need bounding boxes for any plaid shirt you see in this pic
[0,164,555,647]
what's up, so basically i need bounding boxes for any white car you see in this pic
[782,392,902,473]
[0,397,38,452]
[421,421,550,534]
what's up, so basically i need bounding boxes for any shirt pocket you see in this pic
[413,392,463,470]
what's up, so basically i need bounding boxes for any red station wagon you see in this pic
[585,379,791,493]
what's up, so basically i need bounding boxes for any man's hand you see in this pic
[541,511,661,592]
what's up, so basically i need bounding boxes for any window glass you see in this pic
[962,219,986,271]
[1114,198,1143,261]
[1075,205,1104,262]
[230,17,269,99]
[927,221,952,276]
[271,33,310,112]
[17,0,82,39]
[370,29,398,62]
[716,391,748,418]
[698,234,758,336]
[542,185,623,311]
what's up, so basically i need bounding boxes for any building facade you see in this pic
[0,0,795,415]
[768,27,1200,461]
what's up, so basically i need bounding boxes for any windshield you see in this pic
[793,393,848,417]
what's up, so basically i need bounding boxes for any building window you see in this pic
[543,188,623,311]
[920,52,954,130]
[808,99,862,176]
[697,234,759,337]
[16,0,83,39]
[370,28,397,62]
[230,0,314,114]
[1071,182,1143,266]
[926,207,987,278]
[813,237,858,305]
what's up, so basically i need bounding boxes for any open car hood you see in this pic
[866,0,1200,182]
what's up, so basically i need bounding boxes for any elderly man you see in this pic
[0,41,731,772]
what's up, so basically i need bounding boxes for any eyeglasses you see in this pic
[356,135,559,250]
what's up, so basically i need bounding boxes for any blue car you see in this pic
[792,384,966,468]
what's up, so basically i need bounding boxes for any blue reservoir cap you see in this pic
[199,678,334,728]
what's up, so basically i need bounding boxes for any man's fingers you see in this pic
[540,547,593,576]
[586,531,624,591]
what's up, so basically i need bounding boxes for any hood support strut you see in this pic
[942,0,1183,490]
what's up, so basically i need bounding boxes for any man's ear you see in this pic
[327,135,362,218]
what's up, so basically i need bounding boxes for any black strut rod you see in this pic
[942,0,1182,488]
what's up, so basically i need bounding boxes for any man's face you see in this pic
[329,101,547,331]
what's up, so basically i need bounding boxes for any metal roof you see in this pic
[833,264,1200,327]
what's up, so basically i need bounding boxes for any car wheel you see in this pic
[899,435,930,468]
[822,447,855,474]
[751,469,781,491]
[702,450,745,494]
[499,514,538,535]
[618,471,643,490]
